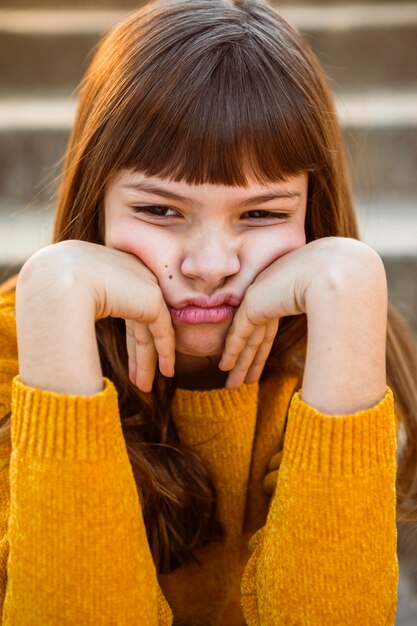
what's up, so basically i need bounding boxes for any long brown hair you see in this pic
[2,0,417,572]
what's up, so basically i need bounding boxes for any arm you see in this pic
[4,244,175,625]
[301,239,387,414]
[221,237,388,414]
[241,389,398,625]
[16,240,175,396]
[5,378,172,625]
[220,237,397,623]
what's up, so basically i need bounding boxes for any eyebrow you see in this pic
[120,181,302,207]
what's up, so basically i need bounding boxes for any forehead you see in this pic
[109,169,308,202]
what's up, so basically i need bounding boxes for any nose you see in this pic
[180,226,240,291]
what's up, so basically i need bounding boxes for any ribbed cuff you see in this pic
[11,376,124,461]
[283,387,396,476]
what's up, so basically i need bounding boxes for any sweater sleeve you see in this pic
[2,376,173,625]
[241,388,398,625]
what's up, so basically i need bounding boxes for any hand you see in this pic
[16,240,176,394]
[83,243,176,392]
[219,237,386,392]
[219,243,308,389]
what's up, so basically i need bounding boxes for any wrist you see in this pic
[304,238,387,313]
[16,248,102,396]
[300,239,387,414]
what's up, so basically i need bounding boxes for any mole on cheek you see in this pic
[169,275,173,280]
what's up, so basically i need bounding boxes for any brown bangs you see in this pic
[93,2,327,188]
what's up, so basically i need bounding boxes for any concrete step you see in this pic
[0,92,416,204]
[3,0,416,8]
[1,4,417,93]
[397,555,417,626]
[397,520,417,625]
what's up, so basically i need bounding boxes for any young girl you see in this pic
[0,0,416,623]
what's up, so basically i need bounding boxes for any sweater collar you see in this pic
[171,381,259,424]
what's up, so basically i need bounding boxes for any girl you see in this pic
[0,0,416,623]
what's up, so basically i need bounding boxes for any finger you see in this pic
[125,320,138,386]
[132,321,158,392]
[147,306,176,378]
[219,308,258,372]
[225,324,267,389]
[244,318,279,384]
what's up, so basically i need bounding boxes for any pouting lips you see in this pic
[169,304,238,324]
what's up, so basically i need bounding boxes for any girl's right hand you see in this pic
[16,240,175,394]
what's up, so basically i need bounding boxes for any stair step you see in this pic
[2,0,416,10]
[0,98,75,129]
[1,4,416,32]
[0,8,123,33]
[1,5,417,92]
[2,91,417,130]
[356,199,417,257]
[0,92,416,203]
[0,204,53,265]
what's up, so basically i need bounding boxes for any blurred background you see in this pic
[0,0,416,622]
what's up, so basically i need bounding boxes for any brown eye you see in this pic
[132,205,179,218]
[242,210,288,220]
[245,210,271,218]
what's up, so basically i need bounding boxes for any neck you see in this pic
[174,353,228,390]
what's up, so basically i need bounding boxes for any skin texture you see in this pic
[104,169,308,389]
[16,168,388,414]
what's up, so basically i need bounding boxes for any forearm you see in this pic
[16,254,103,396]
[301,249,388,414]
[4,378,166,625]
[241,389,398,625]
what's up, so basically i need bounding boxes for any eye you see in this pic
[131,205,180,219]
[241,210,289,221]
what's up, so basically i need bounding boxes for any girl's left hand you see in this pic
[219,236,386,389]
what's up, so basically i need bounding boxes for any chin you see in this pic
[174,324,229,357]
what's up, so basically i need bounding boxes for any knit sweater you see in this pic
[0,289,398,625]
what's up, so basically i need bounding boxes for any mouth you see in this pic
[169,304,237,325]
[168,293,241,325]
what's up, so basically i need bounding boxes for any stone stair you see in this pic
[0,4,416,620]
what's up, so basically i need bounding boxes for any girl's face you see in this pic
[104,169,307,362]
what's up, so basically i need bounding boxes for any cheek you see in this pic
[105,220,178,276]
[248,224,306,270]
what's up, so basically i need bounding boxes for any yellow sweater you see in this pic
[0,290,398,625]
